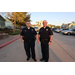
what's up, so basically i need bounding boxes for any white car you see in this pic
[61,29,75,35]
[55,29,69,33]
[56,29,63,33]
[54,29,60,32]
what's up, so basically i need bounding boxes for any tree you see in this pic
[16,12,31,30]
[72,21,75,24]
[62,23,65,25]
[56,26,61,29]
[6,12,31,32]
[31,24,33,27]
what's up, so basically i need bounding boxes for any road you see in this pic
[0,32,75,62]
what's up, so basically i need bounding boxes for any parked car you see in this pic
[61,29,75,35]
[6,26,13,29]
[57,29,63,33]
[34,27,38,32]
[54,28,68,33]
[52,28,57,31]
[54,29,60,32]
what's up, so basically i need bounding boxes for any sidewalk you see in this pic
[0,34,20,45]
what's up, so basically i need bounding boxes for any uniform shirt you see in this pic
[20,27,37,40]
[39,26,53,40]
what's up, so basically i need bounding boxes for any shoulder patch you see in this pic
[50,29,52,31]
[25,30,27,32]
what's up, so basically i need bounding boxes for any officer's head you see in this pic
[43,20,47,27]
[26,21,31,27]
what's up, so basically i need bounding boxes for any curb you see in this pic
[0,37,21,49]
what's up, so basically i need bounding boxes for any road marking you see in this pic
[0,37,21,49]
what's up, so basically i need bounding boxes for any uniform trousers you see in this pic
[41,41,49,61]
[24,40,36,59]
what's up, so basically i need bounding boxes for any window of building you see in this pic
[38,22,39,24]
[0,25,1,28]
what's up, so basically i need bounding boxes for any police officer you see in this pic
[20,21,37,61]
[38,20,53,62]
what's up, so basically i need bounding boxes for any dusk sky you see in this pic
[28,12,75,26]
[0,12,75,26]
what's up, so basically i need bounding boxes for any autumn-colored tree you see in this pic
[16,12,31,30]
[56,26,61,29]
[72,21,75,24]
[6,12,31,32]
[30,24,33,27]
[62,23,65,25]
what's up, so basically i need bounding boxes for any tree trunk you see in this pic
[14,12,16,32]
[20,25,21,31]
[11,21,15,32]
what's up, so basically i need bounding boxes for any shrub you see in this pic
[9,30,13,33]
[0,28,4,31]
[4,28,10,33]
[9,30,21,35]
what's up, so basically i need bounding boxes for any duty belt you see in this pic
[41,39,49,42]
[25,39,34,42]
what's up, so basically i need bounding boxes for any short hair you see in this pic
[26,20,30,23]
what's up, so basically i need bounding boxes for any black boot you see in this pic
[27,57,30,61]
[40,58,45,61]
[33,58,37,61]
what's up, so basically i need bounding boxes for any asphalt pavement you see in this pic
[0,32,75,62]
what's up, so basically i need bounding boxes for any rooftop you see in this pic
[0,15,6,21]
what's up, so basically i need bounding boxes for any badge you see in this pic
[32,29,33,31]
[46,29,48,31]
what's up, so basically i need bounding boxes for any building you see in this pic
[0,15,5,29]
[61,22,75,29]
[69,22,75,29]
[31,24,41,29]
[5,19,14,28]
[61,23,71,29]
[36,20,43,27]
[0,15,14,29]
[47,24,55,28]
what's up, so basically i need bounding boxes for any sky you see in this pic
[28,12,75,26]
[0,12,75,26]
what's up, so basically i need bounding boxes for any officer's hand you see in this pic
[48,42,51,45]
[38,40,40,43]
[22,39,24,42]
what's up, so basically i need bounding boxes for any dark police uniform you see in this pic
[20,27,37,60]
[39,26,53,62]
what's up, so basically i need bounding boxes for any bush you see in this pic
[4,28,10,33]
[9,29,13,33]
[0,28,4,31]
[9,30,21,35]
